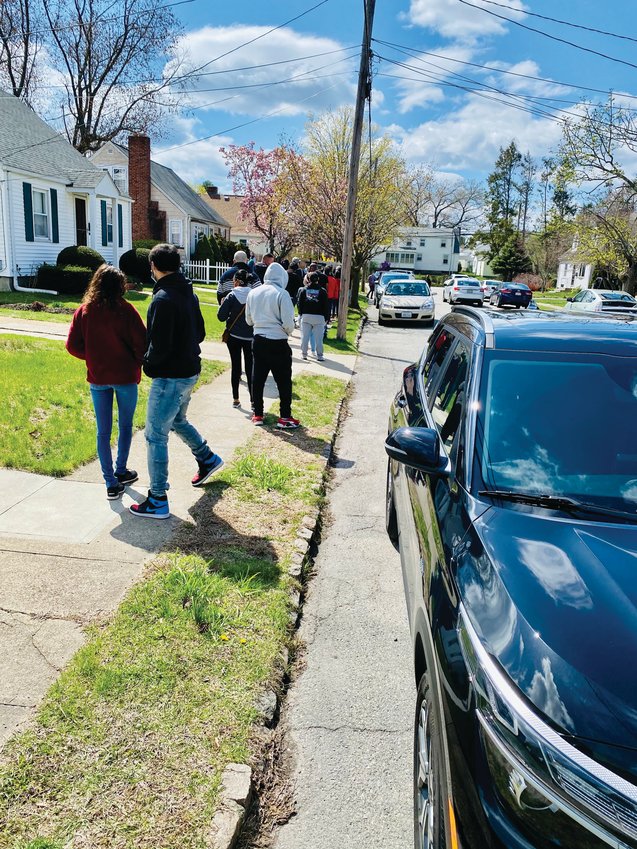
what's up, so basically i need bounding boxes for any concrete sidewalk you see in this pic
[0,329,355,748]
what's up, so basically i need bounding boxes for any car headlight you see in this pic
[382,298,396,307]
[458,605,637,847]
[421,298,434,308]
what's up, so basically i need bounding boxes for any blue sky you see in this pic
[152,0,637,188]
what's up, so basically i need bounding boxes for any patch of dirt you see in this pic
[3,302,75,314]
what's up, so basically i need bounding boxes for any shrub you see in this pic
[56,245,105,271]
[119,247,152,285]
[513,272,543,291]
[194,235,214,262]
[37,263,93,294]
[133,238,161,250]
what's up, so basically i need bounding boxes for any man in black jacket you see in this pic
[129,243,224,519]
[217,250,259,303]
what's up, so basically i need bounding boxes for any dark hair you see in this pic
[148,242,181,273]
[281,259,290,270]
[308,272,319,285]
[263,252,274,261]
[234,269,250,286]
[82,264,126,308]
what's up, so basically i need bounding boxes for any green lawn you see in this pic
[0,374,347,849]
[533,288,577,310]
[0,334,225,476]
[0,290,224,341]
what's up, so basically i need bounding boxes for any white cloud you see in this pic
[387,89,563,173]
[404,0,527,41]
[169,25,358,118]
[387,45,476,114]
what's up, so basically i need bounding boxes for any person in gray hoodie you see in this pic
[245,262,300,429]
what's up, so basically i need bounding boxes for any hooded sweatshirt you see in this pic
[143,271,205,378]
[245,262,295,340]
[217,284,252,340]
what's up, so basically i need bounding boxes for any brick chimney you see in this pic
[206,185,220,199]
[128,134,151,241]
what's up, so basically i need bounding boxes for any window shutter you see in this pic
[50,189,59,243]
[100,200,108,246]
[23,182,34,242]
[117,203,123,248]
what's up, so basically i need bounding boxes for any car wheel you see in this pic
[386,460,399,547]
[497,297,503,308]
[378,317,385,326]
[414,672,447,849]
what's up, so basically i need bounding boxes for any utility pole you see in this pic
[336,0,376,340]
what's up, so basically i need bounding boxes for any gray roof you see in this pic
[150,160,230,227]
[0,88,105,186]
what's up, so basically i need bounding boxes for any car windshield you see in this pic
[381,274,411,284]
[455,279,480,286]
[385,282,430,296]
[475,351,637,513]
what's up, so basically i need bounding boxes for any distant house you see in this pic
[200,187,269,256]
[372,226,461,274]
[0,89,132,292]
[90,139,230,258]
[557,240,594,289]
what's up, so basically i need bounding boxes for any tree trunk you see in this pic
[349,267,361,307]
[624,262,637,296]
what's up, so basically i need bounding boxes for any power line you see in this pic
[372,38,637,102]
[476,0,637,45]
[457,0,637,73]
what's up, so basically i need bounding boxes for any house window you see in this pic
[106,203,113,244]
[239,238,248,246]
[443,256,449,265]
[400,253,415,264]
[578,264,586,276]
[193,223,207,243]
[417,254,423,262]
[405,239,412,247]
[169,219,183,247]
[33,189,49,238]
[440,240,447,248]
[420,238,426,247]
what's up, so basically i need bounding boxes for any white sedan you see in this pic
[563,288,637,315]
[378,280,435,325]
[442,276,484,306]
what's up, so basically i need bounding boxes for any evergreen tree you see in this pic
[492,234,532,280]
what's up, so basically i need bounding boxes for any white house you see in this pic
[0,89,132,292]
[557,241,594,289]
[373,226,461,274]
[90,139,230,257]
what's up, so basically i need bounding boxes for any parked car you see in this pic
[442,277,484,306]
[375,271,415,307]
[385,305,637,849]
[378,280,435,325]
[481,279,500,297]
[563,288,637,314]
[489,281,532,308]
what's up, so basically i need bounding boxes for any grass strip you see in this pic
[0,373,348,849]
[0,335,225,476]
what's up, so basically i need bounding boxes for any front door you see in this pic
[75,198,88,246]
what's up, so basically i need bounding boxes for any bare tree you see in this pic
[403,164,434,226]
[424,177,484,230]
[42,0,185,152]
[0,0,42,105]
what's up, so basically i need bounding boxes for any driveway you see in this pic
[272,301,445,849]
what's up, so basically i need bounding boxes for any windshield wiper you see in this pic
[478,490,637,522]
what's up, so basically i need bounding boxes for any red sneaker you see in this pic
[252,415,264,426]
[276,417,301,429]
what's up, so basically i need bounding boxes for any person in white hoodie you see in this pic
[245,262,301,429]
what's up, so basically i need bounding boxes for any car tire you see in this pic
[378,317,385,326]
[414,672,447,849]
[386,460,399,547]
[497,297,503,308]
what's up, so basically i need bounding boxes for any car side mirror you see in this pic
[566,297,573,302]
[385,427,449,476]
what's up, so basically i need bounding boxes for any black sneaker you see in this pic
[107,482,125,500]
[129,491,169,519]
[192,453,224,487]
[116,469,138,486]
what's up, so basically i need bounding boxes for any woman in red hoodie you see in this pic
[66,265,147,499]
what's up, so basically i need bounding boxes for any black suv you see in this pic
[385,306,637,849]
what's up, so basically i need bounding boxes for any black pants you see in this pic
[252,335,292,418]
[227,335,253,400]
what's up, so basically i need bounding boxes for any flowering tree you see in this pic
[220,142,296,257]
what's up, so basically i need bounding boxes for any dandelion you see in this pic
[220,634,229,641]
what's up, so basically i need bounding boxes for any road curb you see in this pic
[209,312,364,849]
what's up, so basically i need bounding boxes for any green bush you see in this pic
[119,247,152,285]
[56,245,105,272]
[37,263,93,294]
[133,238,161,250]
[194,235,214,262]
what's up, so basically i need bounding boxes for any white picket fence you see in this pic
[182,260,229,285]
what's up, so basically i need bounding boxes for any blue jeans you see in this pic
[89,383,138,488]
[145,375,212,496]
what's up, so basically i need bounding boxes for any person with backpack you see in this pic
[298,271,331,362]
[66,264,146,500]
[217,269,254,409]
[217,250,259,303]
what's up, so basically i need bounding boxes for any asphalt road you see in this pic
[272,297,445,849]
